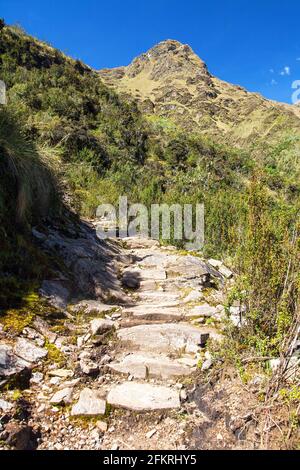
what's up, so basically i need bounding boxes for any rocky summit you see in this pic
[99,39,300,147]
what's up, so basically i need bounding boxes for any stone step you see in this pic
[117,323,216,355]
[107,382,181,411]
[137,291,180,303]
[123,305,185,321]
[108,353,192,379]
[188,304,218,318]
[121,237,160,250]
[123,267,167,281]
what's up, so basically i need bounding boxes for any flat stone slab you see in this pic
[118,323,213,354]
[108,353,191,379]
[70,301,119,315]
[138,291,180,303]
[123,304,184,320]
[138,254,172,268]
[166,256,210,279]
[14,338,48,363]
[187,304,218,318]
[107,382,181,411]
[71,388,106,416]
[122,237,160,250]
[123,267,166,281]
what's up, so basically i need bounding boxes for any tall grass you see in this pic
[0,107,60,225]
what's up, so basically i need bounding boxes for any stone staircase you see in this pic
[102,237,223,412]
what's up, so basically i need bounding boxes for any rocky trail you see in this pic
[0,220,258,450]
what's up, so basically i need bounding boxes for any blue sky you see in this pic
[2,0,300,103]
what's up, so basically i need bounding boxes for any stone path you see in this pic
[0,225,233,450]
[104,236,223,412]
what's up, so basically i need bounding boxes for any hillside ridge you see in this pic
[99,39,300,147]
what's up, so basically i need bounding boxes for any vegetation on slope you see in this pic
[0,21,299,365]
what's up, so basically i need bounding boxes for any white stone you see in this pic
[107,382,180,411]
[108,353,191,379]
[188,304,218,318]
[50,387,73,405]
[14,338,48,363]
[146,429,157,439]
[90,319,114,336]
[208,259,222,268]
[71,388,106,416]
[183,290,203,304]
[48,369,74,378]
[30,372,44,384]
[218,265,233,279]
[0,399,13,412]
[118,323,216,355]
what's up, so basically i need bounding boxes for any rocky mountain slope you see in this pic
[1,24,299,451]
[0,220,277,450]
[99,39,300,147]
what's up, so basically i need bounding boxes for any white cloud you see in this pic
[280,66,290,76]
[297,58,300,61]
[271,79,278,86]
[269,68,274,73]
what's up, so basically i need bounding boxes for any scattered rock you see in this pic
[122,271,140,289]
[22,327,45,347]
[218,265,233,279]
[146,429,157,439]
[30,372,44,385]
[90,319,114,336]
[4,423,34,450]
[0,399,13,412]
[99,354,112,365]
[208,259,222,269]
[33,317,57,344]
[71,388,106,416]
[201,351,213,371]
[48,369,74,378]
[0,344,32,386]
[14,338,48,364]
[50,387,73,405]
[111,443,119,450]
[183,290,203,304]
[96,421,108,433]
[79,358,99,376]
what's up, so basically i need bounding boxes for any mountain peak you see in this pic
[99,41,300,146]
[123,39,208,81]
